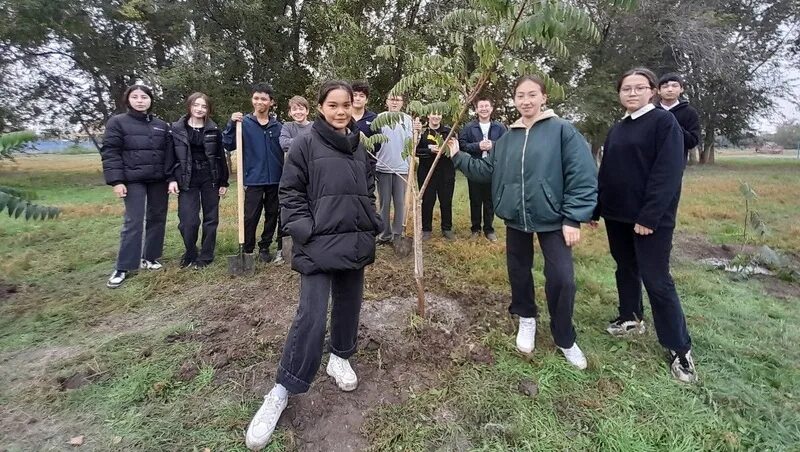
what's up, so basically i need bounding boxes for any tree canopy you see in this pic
[1,0,798,163]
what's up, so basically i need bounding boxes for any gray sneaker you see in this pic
[485,232,498,242]
[606,317,646,337]
[442,230,456,240]
[422,231,432,241]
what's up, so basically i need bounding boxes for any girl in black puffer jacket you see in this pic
[168,92,230,269]
[243,81,383,451]
[100,84,172,289]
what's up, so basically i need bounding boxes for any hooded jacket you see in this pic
[279,117,383,275]
[169,116,229,190]
[452,110,598,233]
[100,110,171,186]
[221,114,283,185]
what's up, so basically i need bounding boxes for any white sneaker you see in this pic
[559,343,588,370]
[516,317,536,354]
[140,259,163,270]
[245,386,289,451]
[326,354,358,391]
[272,253,285,265]
[106,270,127,289]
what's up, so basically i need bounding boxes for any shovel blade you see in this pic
[393,235,413,257]
[227,252,255,275]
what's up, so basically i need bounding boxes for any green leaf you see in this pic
[0,192,8,212]
[361,133,389,153]
[739,181,757,200]
[0,130,37,161]
[370,112,408,132]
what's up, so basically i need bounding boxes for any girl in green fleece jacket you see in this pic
[449,76,598,369]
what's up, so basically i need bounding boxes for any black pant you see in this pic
[605,219,692,353]
[276,268,364,394]
[177,172,220,264]
[506,227,577,348]
[417,161,455,232]
[116,181,168,271]
[243,184,279,254]
[468,180,494,233]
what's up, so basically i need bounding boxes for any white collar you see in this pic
[624,103,655,120]
[660,101,678,111]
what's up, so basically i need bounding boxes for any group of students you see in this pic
[98,68,701,451]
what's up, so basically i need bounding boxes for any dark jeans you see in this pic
[177,171,220,264]
[116,181,169,271]
[417,162,455,232]
[468,179,494,233]
[506,227,577,348]
[276,268,364,394]
[605,219,692,353]
[243,184,279,254]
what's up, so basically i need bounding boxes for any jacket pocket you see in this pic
[494,183,521,222]
[537,180,562,223]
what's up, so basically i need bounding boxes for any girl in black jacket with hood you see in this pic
[101,84,172,289]
[244,81,382,451]
[168,92,230,268]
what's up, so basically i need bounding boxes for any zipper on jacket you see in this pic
[520,128,530,231]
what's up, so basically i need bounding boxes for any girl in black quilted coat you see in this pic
[100,84,172,289]
[243,80,382,450]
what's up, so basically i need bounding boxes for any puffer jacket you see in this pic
[101,110,172,186]
[280,117,383,275]
[169,116,229,190]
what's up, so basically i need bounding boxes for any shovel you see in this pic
[394,128,420,257]
[228,121,255,275]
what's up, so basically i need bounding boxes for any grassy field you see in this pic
[1,154,798,451]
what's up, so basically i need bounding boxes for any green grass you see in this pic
[1,154,799,451]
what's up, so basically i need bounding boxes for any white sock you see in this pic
[271,383,289,399]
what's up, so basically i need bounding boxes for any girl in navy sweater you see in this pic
[592,67,697,383]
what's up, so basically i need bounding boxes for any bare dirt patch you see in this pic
[167,265,485,452]
[0,281,18,304]
[673,232,799,301]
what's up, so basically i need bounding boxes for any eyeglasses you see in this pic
[620,86,652,95]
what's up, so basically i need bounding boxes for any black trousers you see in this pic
[243,184,279,254]
[276,268,364,394]
[506,227,577,348]
[468,180,494,233]
[116,181,168,271]
[177,171,220,264]
[605,219,692,353]
[417,162,455,232]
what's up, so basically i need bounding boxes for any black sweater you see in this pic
[416,124,455,177]
[595,108,684,230]
[657,100,700,161]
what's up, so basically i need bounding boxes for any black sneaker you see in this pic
[258,249,272,262]
[179,258,194,269]
[107,270,127,289]
[669,349,698,383]
[193,260,211,270]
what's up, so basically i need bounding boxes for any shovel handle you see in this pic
[236,121,245,245]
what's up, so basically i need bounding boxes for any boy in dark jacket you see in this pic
[458,97,507,241]
[222,83,283,262]
[656,73,701,164]
[351,80,380,146]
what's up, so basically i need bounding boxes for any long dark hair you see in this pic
[185,92,212,118]
[123,84,155,112]
[317,80,354,105]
